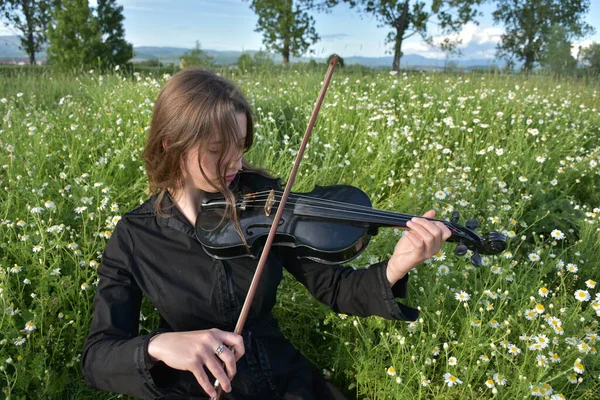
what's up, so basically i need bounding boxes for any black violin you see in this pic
[195,171,507,267]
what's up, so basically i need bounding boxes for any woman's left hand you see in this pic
[386,210,452,285]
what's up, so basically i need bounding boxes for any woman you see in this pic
[81,68,451,399]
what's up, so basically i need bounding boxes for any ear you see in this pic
[162,139,168,150]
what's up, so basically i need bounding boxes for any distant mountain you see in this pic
[131,46,263,66]
[344,54,503,69]
[0,35,504,70]
[0,35,35,59]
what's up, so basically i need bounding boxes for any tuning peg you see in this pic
[471,249,482,267]
[454,241,468,256]
[450,211,460,224]
[466,219,479,230]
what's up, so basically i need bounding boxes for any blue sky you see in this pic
[2,0,599,60]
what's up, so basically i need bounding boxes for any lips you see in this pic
[225,174,237,182]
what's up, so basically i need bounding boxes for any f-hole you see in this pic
[246,218,285,236]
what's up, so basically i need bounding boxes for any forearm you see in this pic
[82,333,165,399]
[386,256,414,286]
[284,254,419,320]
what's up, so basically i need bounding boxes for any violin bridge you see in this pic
[264,189,275,216]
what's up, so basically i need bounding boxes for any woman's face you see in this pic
[182,112,247,193]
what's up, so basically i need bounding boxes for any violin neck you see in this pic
[294,204,474,246]
[294,203,446,230]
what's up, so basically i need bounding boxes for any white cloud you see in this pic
[433,23,502,49]
[399,23,504,60]
[0,24,19,36]
[572,39,595,58]
[475,27,504,45]
[402,23,502,59]
[401,41,446,59]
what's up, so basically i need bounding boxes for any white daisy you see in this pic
[574,290,590,302]
[455,291,471,302]
[443,373,462,387]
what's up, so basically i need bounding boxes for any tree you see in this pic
[0,0,55,64]
[46,0,100,69]
[94,0,132,68]
[581,43,600,76]
[179,41,214,69]
[539,25,577,76]
[339,0,484,71]
[492,0,594,73]
[444,59,459,72]
[46,0,132,70]
[237,53,254,70]
[253,49,274,67]
[245,0,333,64]
[327,53,344,67]
[137,58,163,67]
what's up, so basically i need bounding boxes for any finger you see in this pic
[217,347,237,379]
[404,231,426,253]
[421,210,452,243]
[190,366,216,398]
[413,218,443,238]
[422,209,436,219]
[412,218,444,251]
[406,219,436,253]
[434,221,453,241]
[217,332,245,360]
[402,231,423,250]
[205,357,231,393]
[400,231,426,256]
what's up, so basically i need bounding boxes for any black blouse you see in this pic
[81,184,419,399]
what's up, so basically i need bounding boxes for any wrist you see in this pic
[147,332,164,364]
[386,257,411,285]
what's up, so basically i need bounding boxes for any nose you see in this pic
[228,151,243,171]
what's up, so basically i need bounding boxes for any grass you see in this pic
[0,66,599,399]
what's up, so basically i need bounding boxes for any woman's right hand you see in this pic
[147,329,245,397]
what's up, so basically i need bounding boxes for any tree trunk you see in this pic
[28,30,36,65]
[23,0,36,65]
[283,42,290,65]
[391,0,409,71]
[392,29,403,71]
[522,29,537,75]
[523,46,535,74]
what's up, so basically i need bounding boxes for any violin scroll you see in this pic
[448,211,507,267]
[484,231,508,254]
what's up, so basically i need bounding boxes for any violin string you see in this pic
[228,190,472,236]
[239,190,476,222]
[240,191,441,224]
[245,191,477,232]
[234,193,464,235]
[242,191,417,220]
[232,203,463,236]
[238,203,409,225]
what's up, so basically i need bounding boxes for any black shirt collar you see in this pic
[154,192,196,238]
[153,179,239,238]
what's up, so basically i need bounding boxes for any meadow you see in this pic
[0,65,599,399]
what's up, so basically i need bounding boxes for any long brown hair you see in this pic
[143,68,261,230]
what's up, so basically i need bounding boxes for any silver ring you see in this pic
[215,343,225,356]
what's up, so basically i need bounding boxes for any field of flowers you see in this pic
[0,66,599,399]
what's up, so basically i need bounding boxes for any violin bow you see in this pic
[213,56,339,399]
